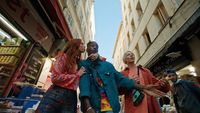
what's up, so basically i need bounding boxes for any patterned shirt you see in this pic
[79,59,136,113]
[96,77,112,112]
[50,53,80,91]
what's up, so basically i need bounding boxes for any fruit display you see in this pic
[0,56,18,65]
[0,46,21,55]
[0,46,24,96]
[0,46,21,65]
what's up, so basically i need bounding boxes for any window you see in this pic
[125,16,128,25]
[68,16,73,27]
[131,19,135,36]
[73,0,79,8]
[124,3,126,11]
[85,1,90,20]
[85,8,89,20]
[128,2,132,15]
[171,0,184,9]
[156,2,169,25]
[74,32,79,39]
[136,2,143,22]
[64,9,74,27]
[82,26,86,37]
[79,11,83,22]
[81,21,84,30]
[127,32,131,46]
[143,29,151,47]
[135,44,140,60]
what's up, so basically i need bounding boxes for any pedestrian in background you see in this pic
[159,96,177,113]
[164,69,200,113]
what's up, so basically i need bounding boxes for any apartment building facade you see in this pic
[58,0,95,43]
[113,0,200,76]
[113,23,127,71]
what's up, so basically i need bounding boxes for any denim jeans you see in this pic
[36,85,77,113]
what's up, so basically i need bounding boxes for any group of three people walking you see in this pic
[35,39,199,113]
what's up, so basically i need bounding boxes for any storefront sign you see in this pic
[0,0,53,52]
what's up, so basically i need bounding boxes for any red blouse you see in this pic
[50,53,80,91]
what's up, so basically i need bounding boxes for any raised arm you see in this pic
[144,68,170,93]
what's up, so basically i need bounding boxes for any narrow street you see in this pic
[0,0,200,113]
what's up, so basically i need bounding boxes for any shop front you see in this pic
[0,0,55,97]
[0,0,73,112]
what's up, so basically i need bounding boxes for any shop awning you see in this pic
[39,0,73,40]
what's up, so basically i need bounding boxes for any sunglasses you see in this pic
[165,73,176,77]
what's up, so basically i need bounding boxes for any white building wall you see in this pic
[58,0,95,44]
[138,0,199,66]
[114,0,200,69]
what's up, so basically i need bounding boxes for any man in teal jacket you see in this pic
[79,41,150,113]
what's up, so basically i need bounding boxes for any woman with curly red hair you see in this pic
[36,39,86,113]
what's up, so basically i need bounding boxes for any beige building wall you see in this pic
[114,0,200,69]
[58,0,95,44]
[112,23,128,71]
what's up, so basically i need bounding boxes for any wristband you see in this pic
[86,106,92,112]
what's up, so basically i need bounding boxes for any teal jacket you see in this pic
[79,59,136,113]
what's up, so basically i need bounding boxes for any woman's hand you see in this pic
[77,67,86,77]
[143,88,166,97]
[135,83,157,90]
[88,53,99,61]
[159,78,169,87]
[135,83,167,97]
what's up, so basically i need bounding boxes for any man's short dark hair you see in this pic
[164,69,177,76]
[87,41,99,49]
